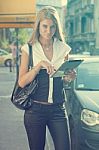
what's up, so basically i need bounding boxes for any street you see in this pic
[0,67,54,150]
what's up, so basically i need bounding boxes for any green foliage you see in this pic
[0,28,33,50]
[18,28,31,45]
[0,39,10,52]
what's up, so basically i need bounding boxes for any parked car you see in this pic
[65,56,99,150]
[0,49,12,67]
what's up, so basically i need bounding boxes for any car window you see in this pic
[75,62,99,90]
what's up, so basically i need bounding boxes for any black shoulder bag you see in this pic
[11,44,38,110]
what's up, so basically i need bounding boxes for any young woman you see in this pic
[18,6,76,150]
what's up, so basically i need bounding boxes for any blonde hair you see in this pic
[29,6,64,44]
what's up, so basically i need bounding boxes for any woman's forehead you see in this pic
[40,18,55,25]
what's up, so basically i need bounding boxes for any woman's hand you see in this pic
[63,69,77,83]
[38,60,55,75]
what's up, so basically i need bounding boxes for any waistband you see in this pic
[32,101,64,108]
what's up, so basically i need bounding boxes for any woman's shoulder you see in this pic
[21,42,40,55]
[55,39,71,52]
[21,43,29,55]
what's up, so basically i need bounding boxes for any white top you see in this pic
[21,38,71,103]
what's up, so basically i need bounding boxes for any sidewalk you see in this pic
[0,66,29,150]
[0,67,16,97]
[0,97,29,150]
[0,66,16,74]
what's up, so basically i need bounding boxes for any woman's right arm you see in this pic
[18,51,55,88]
[18,50,41,88]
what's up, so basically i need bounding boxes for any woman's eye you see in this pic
[51,25,56,30]
[43,25,47,28]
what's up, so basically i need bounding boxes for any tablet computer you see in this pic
[50,59,83,78]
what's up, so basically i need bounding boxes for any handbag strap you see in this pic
[11,43,33,96]
[28,43,33,69]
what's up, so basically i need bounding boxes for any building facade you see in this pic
[94,0,99,52]
[65,0,99,55]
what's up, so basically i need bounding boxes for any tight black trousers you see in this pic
[24,102,71,150]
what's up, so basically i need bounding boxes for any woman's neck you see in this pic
[39,37,53,46]
[39,37,53,51]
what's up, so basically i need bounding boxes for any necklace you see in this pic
[42,44,52,51]
[39,39,53,51]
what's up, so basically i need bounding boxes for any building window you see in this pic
[69,22,74,36]
[75,17,79,34]
[81,17,87,33]
[90,18,94,32]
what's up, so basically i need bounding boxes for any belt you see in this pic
[33,100,64,107]
[33,100,53,105]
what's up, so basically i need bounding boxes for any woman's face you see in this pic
[39,19,56,40]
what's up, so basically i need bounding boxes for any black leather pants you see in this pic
[24,102,71,150]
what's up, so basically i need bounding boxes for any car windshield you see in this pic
[75,62,99,90]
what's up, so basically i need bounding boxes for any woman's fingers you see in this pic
[40,61,55,75]
[47,64,55,74]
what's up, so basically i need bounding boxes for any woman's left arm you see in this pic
[63,54,77,82]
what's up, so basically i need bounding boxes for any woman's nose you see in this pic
[47,27,51,34]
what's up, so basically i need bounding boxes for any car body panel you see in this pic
[74,91,99,113]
